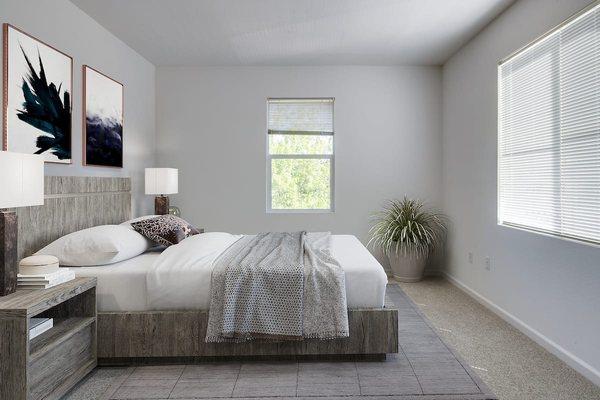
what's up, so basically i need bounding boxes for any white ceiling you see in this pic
[71,0,514,66]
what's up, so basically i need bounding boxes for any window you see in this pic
[267,98,334,212]
[498,3,600,244]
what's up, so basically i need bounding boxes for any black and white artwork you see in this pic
[3,24,72,163]
[83,66,123,168]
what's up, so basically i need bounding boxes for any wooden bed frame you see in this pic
[18,176,399,363]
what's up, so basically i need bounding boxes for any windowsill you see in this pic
[267,209,334,214]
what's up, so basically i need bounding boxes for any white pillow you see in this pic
[36,225,150,266]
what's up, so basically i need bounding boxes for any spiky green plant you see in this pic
[368,197,446,259]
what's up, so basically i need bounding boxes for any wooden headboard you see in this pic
[16,176,131,260]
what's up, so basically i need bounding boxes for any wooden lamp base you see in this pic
[0,210,18,296]
[155,196,170,215]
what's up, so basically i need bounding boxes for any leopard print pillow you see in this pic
[131,215,200,247]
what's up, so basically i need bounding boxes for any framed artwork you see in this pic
[83,65,123,168]
[3,24,73,163]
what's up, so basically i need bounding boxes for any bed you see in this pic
[74,235,387,312]
[17,176,398,363]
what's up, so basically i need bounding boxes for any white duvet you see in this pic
[147,232,242,310]
[75,232,388,311]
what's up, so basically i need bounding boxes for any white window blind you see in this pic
[498,2,600,244]
[268,98,334,135]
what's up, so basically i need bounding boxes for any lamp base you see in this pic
[155,196,170,215]
[0,211,18,297]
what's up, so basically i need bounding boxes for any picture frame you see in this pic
[82,65,124,168]
[3,24,73,164]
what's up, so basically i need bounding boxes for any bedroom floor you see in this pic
[64,284,495,400]
[398,276,600,400]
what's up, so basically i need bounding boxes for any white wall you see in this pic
[442,0,600,384]
[0,0,156,216]
[156,66,442,268]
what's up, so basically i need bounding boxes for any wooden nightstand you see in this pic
[0,277,97,400]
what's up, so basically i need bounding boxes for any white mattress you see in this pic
[73,234,388,312]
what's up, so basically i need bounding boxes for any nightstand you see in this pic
[0,277,97,400]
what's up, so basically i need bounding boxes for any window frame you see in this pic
[497,0,600,246]
[266,97,335,213]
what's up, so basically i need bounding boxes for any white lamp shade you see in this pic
[0,152,44,208]
[145,168,178,195]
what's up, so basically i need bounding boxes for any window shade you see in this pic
[268,98,334,135]
[498,3,600,244]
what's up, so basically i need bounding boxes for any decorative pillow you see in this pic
[131,215,200,247]
[119,215,160,229]
[36,225,151,266]
[120,215,163,248]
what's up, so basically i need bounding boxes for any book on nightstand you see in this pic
[17,268,75,290]
[29,318,53,340]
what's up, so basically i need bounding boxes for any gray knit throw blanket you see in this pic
[206,232,349,342]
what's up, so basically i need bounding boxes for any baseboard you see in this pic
[442,271,600,387]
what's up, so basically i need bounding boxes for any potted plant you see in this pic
[369,197,446,282]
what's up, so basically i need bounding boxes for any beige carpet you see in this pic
[398,276,600,400]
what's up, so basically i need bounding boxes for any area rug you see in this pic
[65,284,497,399]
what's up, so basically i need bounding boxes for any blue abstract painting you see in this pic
[84,66,123,167]
[4,24,72,163]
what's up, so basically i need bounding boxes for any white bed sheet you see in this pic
[73,252,160,312]
[73,234,388,312]
[331,235,389,308]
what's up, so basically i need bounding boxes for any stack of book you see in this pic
[17,268,75,290]
[29,317,53,340]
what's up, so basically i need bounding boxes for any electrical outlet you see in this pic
[468,252,473,264]
[484,256,491,271]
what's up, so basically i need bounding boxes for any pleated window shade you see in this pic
[498,2,600,244]
[268,98,334,135]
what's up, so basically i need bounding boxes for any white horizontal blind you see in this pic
[268,98,334,135]
[498,3,600,244]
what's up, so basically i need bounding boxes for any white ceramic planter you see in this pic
[388,252,427,282]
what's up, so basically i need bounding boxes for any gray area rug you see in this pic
[64,284,496,399]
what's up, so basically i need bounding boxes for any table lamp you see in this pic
[145,168,178,215]
[0,152,44,296]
